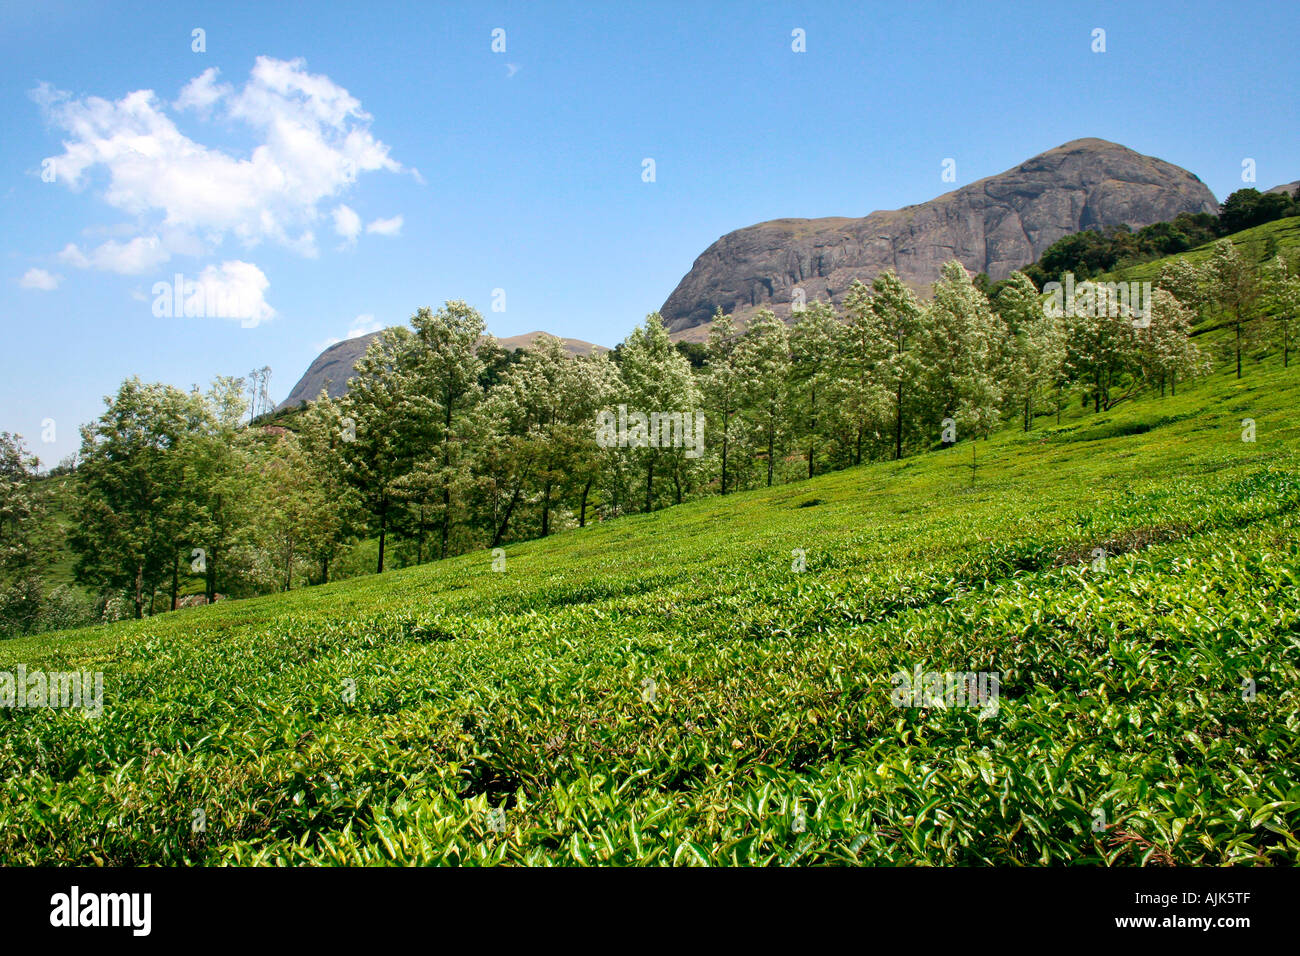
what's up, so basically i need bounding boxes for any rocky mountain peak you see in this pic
[659,139,1220,340]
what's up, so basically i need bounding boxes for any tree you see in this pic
[71,379,212,617]
[619,313,700,509]
[840,281,891,464]
[789,301,845,478]
[475,381,534,548]
[869,271,925,458]
[1205,239,1260,379]
[250,431,331,591]
[734,309,791,487]
[1263,254,1300,368]
[297,394,363,582]
[337,327,421,573]
[918,261,1005,442]
[1136,289,1207,396]
[185,376,253,605]
[702,311,744,493]
[1061,286,1142,412]
[1218,188,1297,235]
[0,433,51,581]
[521,336,582,537]
[0,433,54,637]
[995,271,1063,431]
[403,302,488,559]
[1156,257,1208,320]
[567,351,622,526]
[485,334,616,540]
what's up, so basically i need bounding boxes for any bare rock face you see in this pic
[278,330,608,411]
[660,139,1219,340]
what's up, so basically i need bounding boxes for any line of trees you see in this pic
[1011,186,1300,289]
[2,245,1298,637]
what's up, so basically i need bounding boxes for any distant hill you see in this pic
[278,330,608,411]
[660,138,1220,341]
[1103,216,1300,299]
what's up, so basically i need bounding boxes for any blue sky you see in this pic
[3,0,1297,466]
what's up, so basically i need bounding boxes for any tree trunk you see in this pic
[721,409,730,494]
[579,478,592,527]
[377,498,388,574]
[1236,316,1242,379]
[321,555,329,585]
[170,552,179,611]
[766,424,775,487]
[133,563,144,619]
[807,385,816,479]
[439,486,450,561]
[541,481,551,537]
[492,480,525,548]
[440,394,454,560]
[644,459,655,512]
[207,493,221,603]
[895,380,904,460]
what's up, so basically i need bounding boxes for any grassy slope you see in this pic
[30,219,1298,600]
[3,334,1298,865]
[1105,215,1300,294]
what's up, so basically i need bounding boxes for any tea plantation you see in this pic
[2,353,1298,865]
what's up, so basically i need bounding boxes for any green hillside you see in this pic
[1108,215,1300,291]
[3,329,1298,865]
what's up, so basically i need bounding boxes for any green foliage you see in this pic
[68,379,215,619]
[31,238,1296,627]
[0,432,52,584]
[1019,206,1300,290]
[1219,188,1300,236]
[3,345,1298,865]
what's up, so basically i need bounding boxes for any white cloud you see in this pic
[33,57,412,271]
[320,313,384,348]
[60,235,169,274]
[173,67,231,113]
[366,214,403,236]
[333,204,362,246]
[19,268,61,290]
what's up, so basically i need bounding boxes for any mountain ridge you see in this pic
[660,138,1220,340]
[281,139,1232,403]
